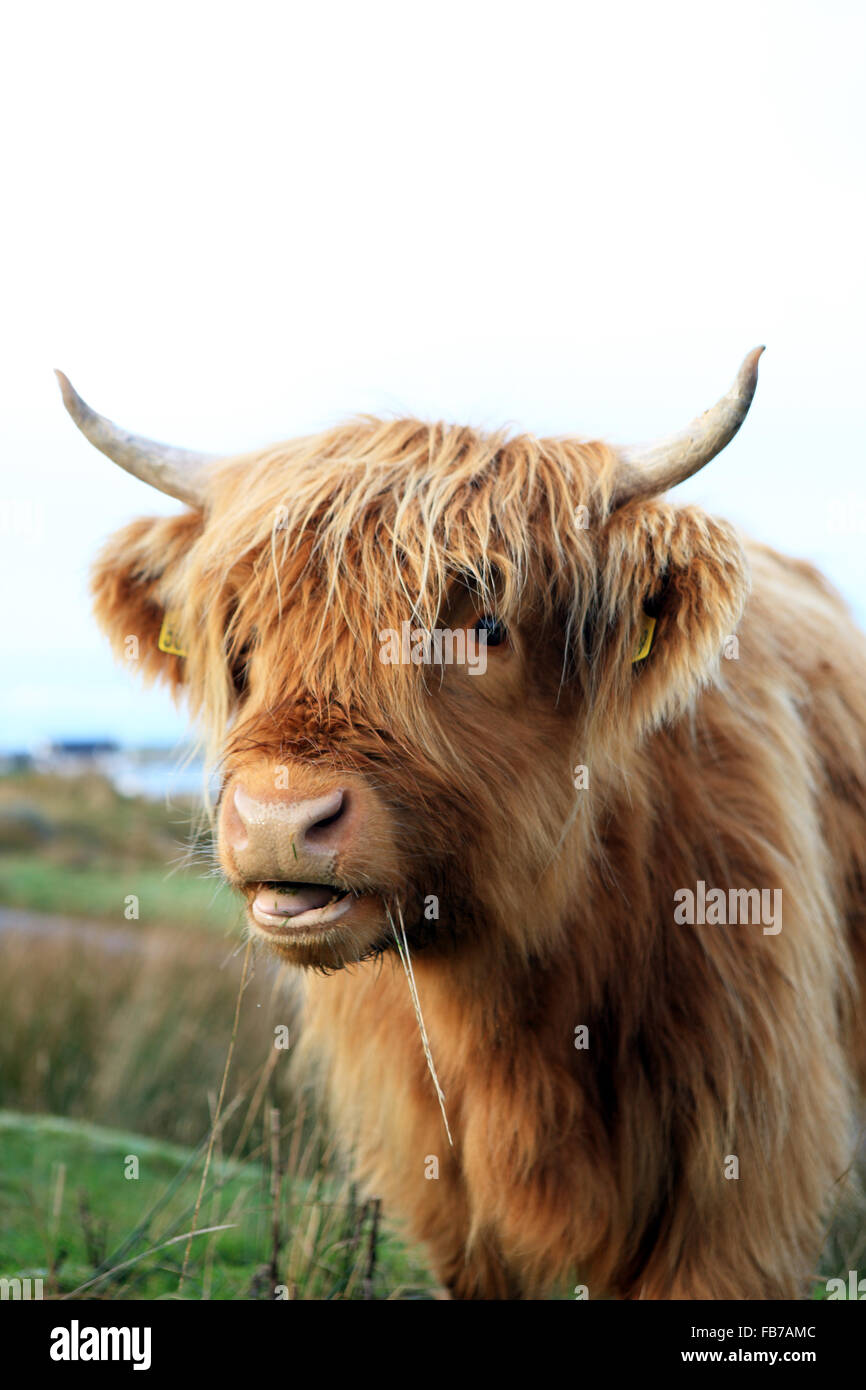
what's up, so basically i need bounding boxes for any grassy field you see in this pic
[0,916,302,1148]
[0,1111,438,1300]
[0,769,441,1299]
[0,769,235,930]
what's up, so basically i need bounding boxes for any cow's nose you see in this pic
[223,783,349,870]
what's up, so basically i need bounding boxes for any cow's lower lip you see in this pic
[249,883,356,933]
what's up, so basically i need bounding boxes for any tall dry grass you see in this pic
[0,921,300,1153]
[0,918,439,1298]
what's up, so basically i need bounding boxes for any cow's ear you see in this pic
[91,511,203,692]
[586,502,750,737]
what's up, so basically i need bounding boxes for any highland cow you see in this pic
[59,349,866,1299]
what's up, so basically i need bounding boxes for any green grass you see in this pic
[0,771,442,1300]
[0,769,234,930]
[0,1111,438,1300]
[0,854,238,930]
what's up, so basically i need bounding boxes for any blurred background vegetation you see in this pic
[0,765,438,1299]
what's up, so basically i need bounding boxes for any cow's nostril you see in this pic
[306,790,347,843]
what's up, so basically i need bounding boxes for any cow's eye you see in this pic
[231,661,248,697]
[230,644,252,697]
[475,615,508,647]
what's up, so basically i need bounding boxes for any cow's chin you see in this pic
[244,889,392,970]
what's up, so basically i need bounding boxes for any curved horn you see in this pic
[55,371,216,507]
[613,346,764,506]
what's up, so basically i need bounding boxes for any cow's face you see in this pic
[212,567,578,970]
[70,352,760,969]
[88,427,746,971]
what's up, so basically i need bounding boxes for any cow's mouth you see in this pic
[247,880,358,933]
[237,872,391,967]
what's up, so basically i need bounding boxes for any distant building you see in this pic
[32,740,120,777]
[48,740,119,758]
[13,741,209,801]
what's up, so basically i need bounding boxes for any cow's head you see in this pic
[60,352,760,970]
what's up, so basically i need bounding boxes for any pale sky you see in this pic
[2,0,864,748]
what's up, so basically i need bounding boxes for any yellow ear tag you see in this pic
[157,612,188,657]
[632,612,656,663]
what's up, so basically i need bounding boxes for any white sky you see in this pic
[1,0,864,748]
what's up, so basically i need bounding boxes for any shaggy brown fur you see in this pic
[90,414,866,1299]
